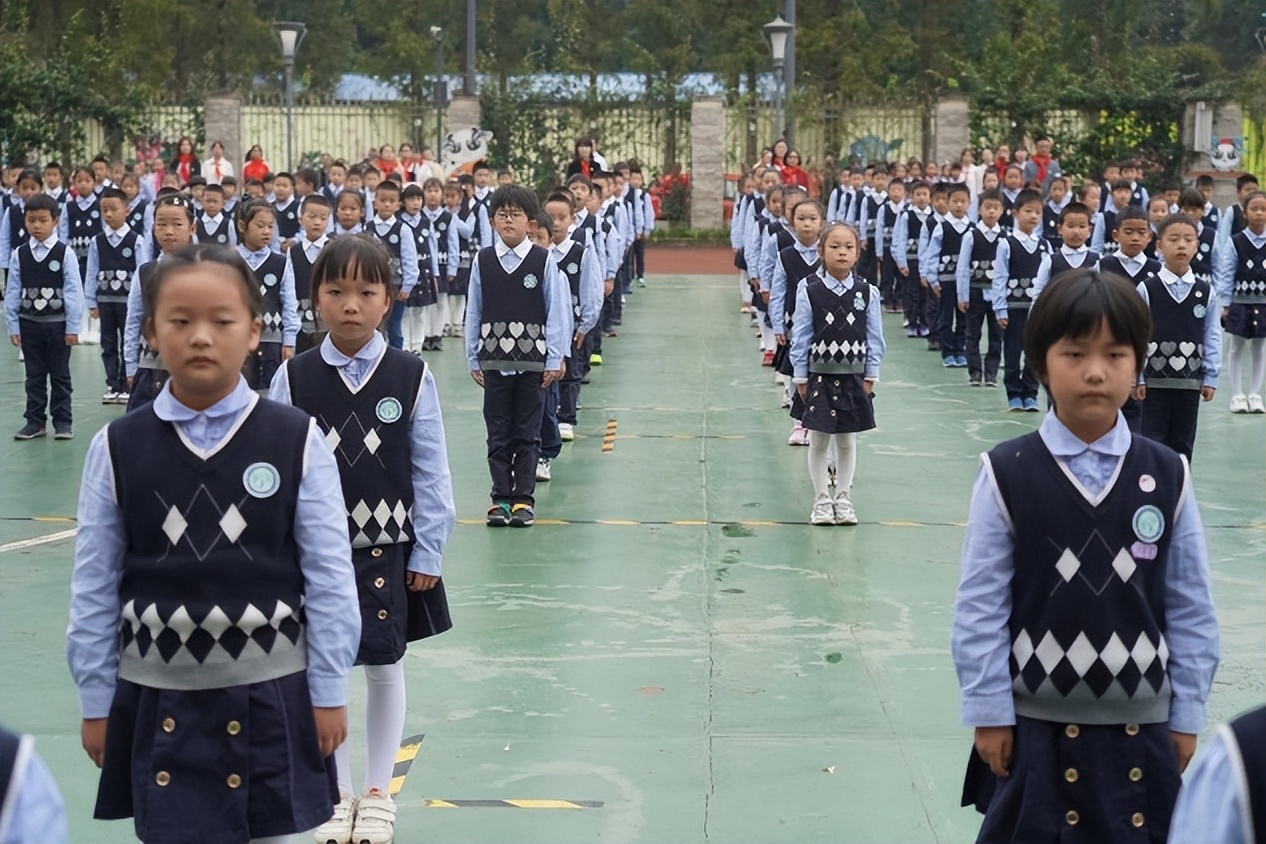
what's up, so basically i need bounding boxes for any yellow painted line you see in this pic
[427,799,460,808]
[533,518,570,526]
[32,516,75,523]
[601,419,618,453]
[388,734,424,797]
[878,520,924,527]
[740,520,780,527]
[596,519,639,526]
[671,519,709,526]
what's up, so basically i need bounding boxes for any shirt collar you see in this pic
[1038,409,1131,458]
[1159,266,1194,285]
[495,237,532,260]
[819,270,856,291]
[1013,228,1040,244]
[203,212,222,225]
[977,221,1000,235]
[30,233,58,251]
[153,376,255,423]
[106,224,129,240]
[1121,251,1145,266]
[319,331,384,367]
[373,215,395,230]
[304,235,328,252]
[1061,244,1088,256]
[237,244,271,262]
[794,240,818,256]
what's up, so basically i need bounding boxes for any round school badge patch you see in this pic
[1138,474,1156,493]
[566,263,579,275]
[218,234,228,243]
[523,273,539,289]
[1193,304,1207,319]
[122,247,133,258]
[243,462,280,498]
[48,260,60,273]
[1132,505,1165,543]
[376,396,403,424]
[263,273,278,287]
[389,233,399,244]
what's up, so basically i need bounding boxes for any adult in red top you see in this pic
[241,144,271,182]
[781,149,809,188]
[992,143,1011,182]
[565,137,600,180]
[374,144,400,177]
[173,136,200,185]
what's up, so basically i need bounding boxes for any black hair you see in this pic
[456,173,474,186]
[400,183,424,200]
[1237,173,1260,192]
[544,191,575,210]
[91,154,109,166]
[535,211,554,238]
[154,192,196,222]
[361,165,379,177]
[1194,174,1214,189]
[385,172,403,185]
[15,168,41,188]
[1014,188,1043,211]
[221,175,237,187]
[186,175,207,188]
[1161,178,1181,192]
[887,176,905,190]
[23,194,59,217]
[817,221,860,253]
[273,171,294,184]
[1058,202,1091,225]
[497,169,512,179]
[144,243,263,329]
[295,168,319,187]
[99,187,128,205]
[489,184,541,218]
[1113,206,1149,230]
[930,183,949,197]
[907,180,930,194]
[977,188,1003,208]
[792,198,826,220]
[1156,212,1199,239]
[43,161,63,175]
[946,182,970,200]
[327,160,347,173]
[202,183,225,197]
[1025,270,1151,383]
[310,234,393,296]
[565,174,593,191]
[472,160,491,174]
[235,197,275,236]
[374,180,401,196]
[242,178,264,190]
[301,194,331,211]
[1110,178,1134,193]
[336,188,365,209]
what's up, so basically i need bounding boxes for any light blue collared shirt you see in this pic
[955,222,1002,304]
[990,228,1050,319]
[769,240,819,336]
[0,201,22,270]
[0,736,67,844]
[921,215,971,284]
[67,377,361,717]
[4,234,85,336]
[1031,244,1098,299]
[237,244,300,346]
[1136,266,1222,388]
[892,205,932,272]
[788,270,886,382]
[553,236,602,337]
[57,195,99,244]
[399,212,441,283]
[85,225,150,308]
[1167,728,1250,843]
[269,333,456,576]
[1091,202,1130,254]
[729,194,750,250]
[759,218,790,292]
[369,215,419,295]
[951,411,1219,732]
[464,238,571,372]
[1213,225,1266,306]
[424,206,461,275]
[874,200,906,261]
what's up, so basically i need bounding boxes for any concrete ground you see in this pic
[0,270,1261,843]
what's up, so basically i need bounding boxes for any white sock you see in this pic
[835,433,858,493]
[450,295,467,330]
[333,718,355,797]
[1226,335,1247,395]
[739,271,753,304]
[759,319,775,352]
[807,431,834,498]
[363,659,407,794]
[1249,338,1266,397]
[436,295,449,332]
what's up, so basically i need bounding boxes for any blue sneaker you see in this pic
[956,355,969,367]
[1023,398,1040,412]
[1008,398,1024,412]
[942,357,955,368]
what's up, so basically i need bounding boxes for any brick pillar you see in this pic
[446,95,482,136]
[1183,101,1245,210]
[689,97,725,231]
[203,95,242,173]
[934,95,970,168]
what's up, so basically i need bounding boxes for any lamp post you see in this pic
[762,14,793,147]
[273,21,306,170]
[431,26,446,161]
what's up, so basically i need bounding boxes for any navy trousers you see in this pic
[482,370,545,505]
[1002,310,1038,401]
[539,381,562,460]
[98,300,129,392]
[20,319,73,429]
[936,285,967,358]
[964,289,1002,382]
[1139,387,1202,461]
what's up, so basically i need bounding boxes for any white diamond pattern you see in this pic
[1012,629,1034,668]
[351,500,373,528]
[325,427,342,452]
[1065,632,1098,676]
[219,505,247,544]
[363,428,382,455]
[162,506,188,545]
[201,606,233,640]
[1054,548,1080,582]
[1035,631,1065,674]
[1131,633,1157,673]
[373,500,392,528]
[236,604,269,635]
[1111,548,1137,582]
[1099,633,1130,675]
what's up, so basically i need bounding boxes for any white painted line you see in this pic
[0,528,78,554]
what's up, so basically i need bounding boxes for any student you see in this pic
[1178,188,1217,289]
[0,723,67,844]
[235,199,297,388]
[0,168,41,284]
[1161,179,1181,213]
[527,213,565,481]
[874,177,907,313]
[1194,174,1219,231]
[745,184,784,364]
[1041,175,1070,248]
[990,188,1050,411]
[43,161,67,204]
[1213,189,1266,414]
[956,188,1006,387]
[272,171,301,250]
[595,169,632,333]
[186,175,208,213]
[574,178,619,366]
[1133,213,1221,460]
[471,162,496,246]
[789,222,884,526]
[62,166,103,284]
[545,191,602,445]
[442,181,472,337]
[1168,705,1266,844]
[5,194,84,439]
[731,173,755,313]
[123,194,196,411]
[365,180,418,351]
[952,269,1218,844]
[894,180,935,340]
[408,178,456,351]
[628,166,655,287]
[998,165,1023,231]
[759,187,807,345]
[736,168,780,323]
[284,193,330,355]
[1031,201,1099,300]
[1099,162,1121,211]
[465,185,570,528]
[269,235,454,844]
[194,184,235,247]
[856,166,888,284]
[360,165,382,224]
[770,198,824,445]
[220,175,239,216]
[1217,173,1259,247]
[1144,195,1170,260]
[85,188,148,405]
[322,160,348,205]
[1098,206,1161,286]
[119,174,147,236]
[1123,159,1150,207]
[923,183,972,365]
[826,166,851,224]
[332,189,366,237]
[294,167,320,204]
[68,244,360,844]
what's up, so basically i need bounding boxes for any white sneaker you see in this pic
[536,458,552,482]
[350,789,395,844]
[558,422,575,441]
[314,794,357,844]
[787,423,810,447]
[102,391,117,404]
[1250,394,1266,414]
[833,491,858,526]
[810,494,835,525]
[1230,394,1249,413]
[115,391,130,405]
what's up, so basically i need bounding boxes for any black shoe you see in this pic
[431,337,443,351]
[53,426,74,440]
[486,503,511,527]
[13,424,46,440]
[508,504,535,527]
[926,339,940,351]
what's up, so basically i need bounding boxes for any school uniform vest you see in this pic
[369,218,406,287]
[1229,203,1246,238]
[1002,235,1048,310]
[429,210,452,273]
[863,195,882,241]
[830,185,847,219]
[107,398,310,691]
[1190,225,1216,286]
[65,199,100,259]
[554,240,587,319]
[1231,231,1266,304]
[126,199,147,236]
[936,221,968,282]
[286,346,425,548]
[248,252,288,343]
[987,431,1184,725]
[289,242,321,334]
[1130,183,1146,207]
[475,245,550,371]
[6,201,27,248]
[401,214,434,288]
[1046,249,1100,279]
[1100,209,1121,255]
[999,192,1016,231]
[1042,203,1063,247]
[196,213,232,246]
[94,230,141,304]
[16,242,69,322]
[1142,275,1210,390]
[880,204,901,250]
[274,199,300,239]
[777,246,821,331]
[457,209,479,270]
[771,221,795,257]
[904,209,932,261]
[806,277,870,375]
[967,229,1001,290]
[1099,254,1160,285]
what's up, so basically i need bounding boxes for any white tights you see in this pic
[445,294,467,332]
[759,317,775,351]
[739,270,753,305]
[807,431,856,498]
[333,659,407,797]
[1225,335,1266,396]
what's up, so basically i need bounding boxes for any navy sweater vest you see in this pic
[108,398,310,690]
[16,242,69,322]
[987,431,1184,725]
[806,277,869,375]
[196,214,232,246]
[1143,275,1211,390]
[777,246,821,330]
[248,253,288,343]
[6,202,27,248]
[905,209,932,260]
[126,200,147,236]
[1190,225,1216,286]
[289,243,320,334]
[1003,236,1048,310]
[967,229,1001,290]
[287,346,424,548]
[1231,231,1266,305]
[65,199,101,259]
[1047,249,1100,279]
[554,240,587,319]
[136,262,162,370]
[274,199,300,239]
[369,218,406,288]
[475,246,550,371]
[94,230,140,304]
[1099,254,1161,285]
[936,221,968,281]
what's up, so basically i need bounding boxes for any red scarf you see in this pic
[580,159,592,178]
[177,154,194,184]
[1031,154,1051,184]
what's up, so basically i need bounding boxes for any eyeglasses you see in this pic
[494,210,526,221]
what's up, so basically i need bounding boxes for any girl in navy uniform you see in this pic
[63,167,103,341]
[124,194,196,412]
[120,174,148,240]
[68,244,361,844]
[442,181,472,338]
[419,178,458,344]
[770,198,823,446]
[990,189,1051,412]
[235,199,298,389]
[789,222,886,527]
[398,184,440,353]
[194,184,234,248]
[270,235,455,844]
[285,194,331,355]
[332,190,366,238]
[366,181,419,352]
[271,172,301,251]
[1213,189,1266,414]
[0,168,40,284]
[953,268,1219,844]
